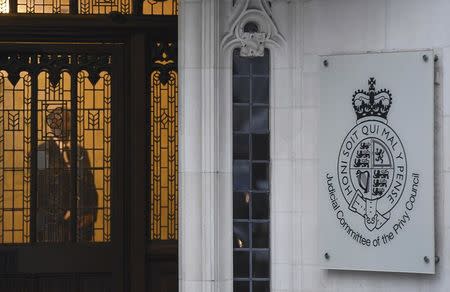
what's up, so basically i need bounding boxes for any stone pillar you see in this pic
[179,0,219,291]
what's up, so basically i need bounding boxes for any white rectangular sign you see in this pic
[318,51,435,274]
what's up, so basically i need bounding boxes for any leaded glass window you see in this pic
[78,0,131,14]
[148,41,178,240]
[0,53,112,243]
[233,48,270,292]
[17,0,70,13]
[143,0,177,15]
[0,9,177,291]
[0,0,177,14]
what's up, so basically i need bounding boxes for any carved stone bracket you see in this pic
[239,32,267,57]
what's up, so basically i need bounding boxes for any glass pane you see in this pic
[252,251,270,278]
[233,105,250,132]
[251,107,268,132]
[0,71,32,244]
[0,53,113,244]
[233,160,250,191]
[233,192,249,219]
[36,71,72,242]
[252,163,269,191]
[233,222,249,248]
[233,77,250,103]
[76,71,112,242]
[234,281,250,292]
[252,52,270,75]
[17,0,70,13]
[143,0,177,15]
[149,41,178,241]
[252,77,269,104]
[252,193,269,219]
[253,281,270,292]
[252,134,269,161]
[233,251,249,278]
[233,52,250,75]
[233,134,249,160]
[252,222,269,248]
[79,0,131,14]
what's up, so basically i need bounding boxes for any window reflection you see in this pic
[233,222,249,248]
[233,192,249,219]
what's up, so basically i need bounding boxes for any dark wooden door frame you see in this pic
[0,15,178,292]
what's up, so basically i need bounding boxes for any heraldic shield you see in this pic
[337,78,407,232]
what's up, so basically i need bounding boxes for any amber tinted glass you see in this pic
[149,42,178,240]
[76,70,112,242]
[0,53,112,243]
[0,71,32,243]
[17,0,70,13]
[0,0,179,14]
[143,0,177,15]
[36,71,72,242]
[0,0,9,12]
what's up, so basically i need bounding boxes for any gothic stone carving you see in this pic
[239,32,266,57]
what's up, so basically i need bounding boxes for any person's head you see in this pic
[46,107,71,141]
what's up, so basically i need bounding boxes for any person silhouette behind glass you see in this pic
[36,107,98,242]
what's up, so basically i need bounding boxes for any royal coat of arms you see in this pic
[337,78,407,231]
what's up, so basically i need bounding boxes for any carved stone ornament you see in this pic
[221,0,286,58]
[240,32,267,57]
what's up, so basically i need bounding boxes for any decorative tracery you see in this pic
[149,41,178,240]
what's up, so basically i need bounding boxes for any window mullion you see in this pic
[69,0,77,14]
[30,70,38,243]
[70,71,78,242]
[9,0,17,13]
